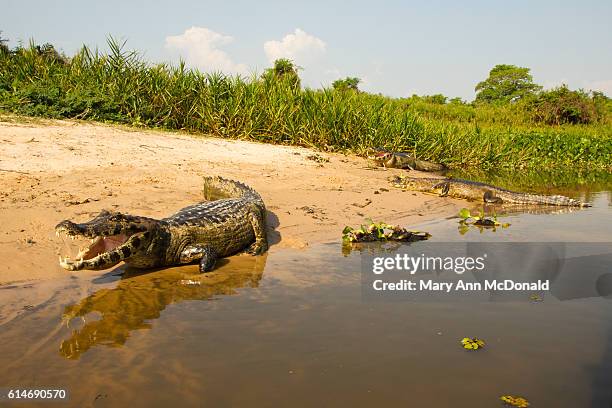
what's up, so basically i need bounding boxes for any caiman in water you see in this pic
[390,175,591,207]
[55,176,268,273]
[368,148,446,172]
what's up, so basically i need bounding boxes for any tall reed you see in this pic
[1,39,610,171]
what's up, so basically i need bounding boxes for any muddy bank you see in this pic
[0,117,461,285]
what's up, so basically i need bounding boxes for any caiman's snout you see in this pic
[55,210,158,272]
[368,151,392,160]
[55,210,120,238]
[55,219,101,240]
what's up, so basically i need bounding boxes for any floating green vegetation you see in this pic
[460,337,486,350]
[529,294,543,302]
[500,395,530,407]
[342,220,431,243]
[1,38,611,170]
[457,208,511,235]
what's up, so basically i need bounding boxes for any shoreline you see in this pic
[0,118,463,285]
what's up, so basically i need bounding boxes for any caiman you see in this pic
[390,175,591,207]
[55,176,268,273]
[368,148,446,172]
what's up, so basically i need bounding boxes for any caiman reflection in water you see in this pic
[59,254,267,359]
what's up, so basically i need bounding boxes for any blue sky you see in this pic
[3,0,611,99]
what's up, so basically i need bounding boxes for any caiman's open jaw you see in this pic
[367,151,391,161]
[55,211,159,271]
[56,228,132,271]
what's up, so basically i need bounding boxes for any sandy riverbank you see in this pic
[0,116,461,285]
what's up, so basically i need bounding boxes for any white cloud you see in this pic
[585,79,612,95]
[263,29,326,64]
[165,26,248,75]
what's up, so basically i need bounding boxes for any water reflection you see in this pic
[341,240,405,256]
[479,203,586,216]
[460,203,594,236]
[59,254,267,359]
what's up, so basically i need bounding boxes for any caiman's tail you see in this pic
[506,193,591,207]
[203,176,263,202]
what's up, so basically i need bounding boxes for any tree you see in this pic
[332,77,361,92]
[475,64,542,103]
[421,94,447,104]
[449,97,466,105]
[261,58,301,90]
[592,91,611,119]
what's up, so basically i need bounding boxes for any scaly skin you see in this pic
[367,149,446,172]
[390,175,591,207]
[55,176,268,273]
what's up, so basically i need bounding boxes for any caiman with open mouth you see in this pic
[390,175,591,207]
[55,176,268,273]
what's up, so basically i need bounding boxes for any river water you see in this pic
[0,174,611,407]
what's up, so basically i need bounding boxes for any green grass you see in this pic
[1,39,611,171]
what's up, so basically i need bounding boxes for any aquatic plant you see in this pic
[460,337,486,350]
[342,220,430,243]
[457,208,510,235]
[500,395,530,407]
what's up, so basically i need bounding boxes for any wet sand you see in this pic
[0,116,461,286]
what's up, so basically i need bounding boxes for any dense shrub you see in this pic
[529,86,601,125]
[261,58,301,91]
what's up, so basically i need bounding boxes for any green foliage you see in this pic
[458,208,472,219]
[342,220,430,242]
[592,91,612,118]
[421,94,447,104]
[475,64,542,104]
[0,39,610,171]
[332,77,361,92]
[457,208,510,235]
[461,337,485,350]
[458,208,510,226]
[448,97,465,105]
[261,58,301,90]
[500,395,530,407]
[530,294,543,302]
[529,85,602,125]
[33,42,68,65]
